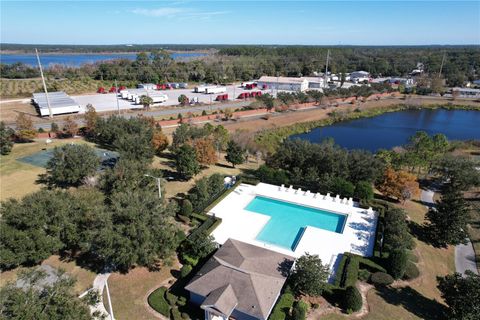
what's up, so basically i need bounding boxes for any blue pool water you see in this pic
[245,196,346,250]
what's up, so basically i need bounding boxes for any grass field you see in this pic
[153,150,262,199]
[317,194,454,320]
[0,78,119,98]
[0,138,93,201]
[104,264,178,320]
[0,255,96,296]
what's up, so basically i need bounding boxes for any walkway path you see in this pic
[79,273,112,319]
[420,189,478,276]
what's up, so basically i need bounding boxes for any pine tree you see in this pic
[426,183,469,246]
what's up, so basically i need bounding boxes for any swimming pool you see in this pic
[245,196,347,250]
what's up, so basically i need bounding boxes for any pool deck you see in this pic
[208,182,378,279]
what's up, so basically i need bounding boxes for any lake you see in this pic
[0,52,207,67]
[290,109,480,152]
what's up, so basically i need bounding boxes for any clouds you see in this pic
[131,6,229,20]
[131,7,185,17]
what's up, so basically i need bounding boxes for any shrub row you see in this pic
[268,293,295,320]
[370,272,394,286]
[334,253,359,288]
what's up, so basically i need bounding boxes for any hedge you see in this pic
[344,256,359,288]
[268,293,295,320]
[148,287,170,316]
[191,213,208,222]
[358,256,386,273]
[180,264,193,278]
[171,307,182,320]
[166,291,178,306]
[334,255,349,287]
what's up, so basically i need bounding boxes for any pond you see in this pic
[290,109,480,152]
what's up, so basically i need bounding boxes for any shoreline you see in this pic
[249,102,480,152]
[0,50,213,55]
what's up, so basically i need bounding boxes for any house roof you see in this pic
[257,76,307,84]
[185,239,294,320]
[202,284,238,317]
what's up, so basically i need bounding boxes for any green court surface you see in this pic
[17,147,118,169]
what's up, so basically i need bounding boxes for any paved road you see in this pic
[420,189,478,276]
[22,100,251,130]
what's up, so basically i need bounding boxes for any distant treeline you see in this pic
[1,45,479,86]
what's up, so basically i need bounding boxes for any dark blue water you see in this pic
[290,109,480,152]
[0,52,207,67]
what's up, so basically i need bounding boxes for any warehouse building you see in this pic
[32,92,81,117]
[303,76,325,89]
[256,76,309,92]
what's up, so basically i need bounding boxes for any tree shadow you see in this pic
[376,285,447,319]
[407,220,447,248]
[277,258,294,277]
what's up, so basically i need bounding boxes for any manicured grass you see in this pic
[0,138,93,200]
[148,287,170,316]
[104,263,178,320]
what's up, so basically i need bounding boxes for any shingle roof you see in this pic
[185,239,294,320]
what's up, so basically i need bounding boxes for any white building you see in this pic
[302,76,325,89]
[32,91,81,117]
[256,76,309,92]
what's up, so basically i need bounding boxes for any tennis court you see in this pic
[17,146,119,169]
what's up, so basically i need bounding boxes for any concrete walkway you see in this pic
[420,189,478,276]
[455,241,479,276]
[79,273,112,319]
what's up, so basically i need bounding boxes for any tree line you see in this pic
[2,46,478,86]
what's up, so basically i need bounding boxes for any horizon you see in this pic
[1,1,479,46]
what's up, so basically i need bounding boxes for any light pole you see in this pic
[144,174,162,199]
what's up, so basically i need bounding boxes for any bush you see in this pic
[292,301,308,320]
[407,250,419,263]
[370,272,394,286]
[148,287,170,316]
[269,293,294,320]
[354,181,374,202]
[180,264,193,278]
[171,307,182,320]
[403,261,420,280]
[180,199,193,217]
[358,269,371,281]
[329,177,355,198]
[166,291,178,306]
[181,254,199,267]
[343,286,362,313]
[387,249,408,279]
[177,296,187,307]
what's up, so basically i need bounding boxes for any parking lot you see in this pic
[72,84,272,113]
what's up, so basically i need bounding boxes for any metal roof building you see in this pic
[32,91,81,117]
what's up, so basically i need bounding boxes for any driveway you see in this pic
[420,189,478,276]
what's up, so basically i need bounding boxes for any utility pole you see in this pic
[144,174,162,199]
[324,50,330,89]
[35,48,53,118]
[114,79,120,115]
[438,52,446,79]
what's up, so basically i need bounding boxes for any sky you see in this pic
[1,0,479,45]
